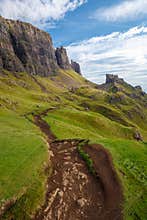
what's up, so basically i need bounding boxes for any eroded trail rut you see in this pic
[34,114,123,220]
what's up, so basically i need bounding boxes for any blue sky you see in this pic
[49,0,147,47]
[0,0,147,91]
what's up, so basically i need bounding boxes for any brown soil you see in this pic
[34,115,56,142]
[34,114,123,220]
[84,144,123,220]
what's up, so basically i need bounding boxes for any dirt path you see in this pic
[84,144,123,220]
[34,114,123,220]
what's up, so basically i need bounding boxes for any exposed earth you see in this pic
[34,112,123,220]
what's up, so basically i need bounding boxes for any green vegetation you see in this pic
[0,69,86,219]
[43,108,147,220]
[0,69,147,219]
[44,106,146,144]
[0,109,49,219]
[77,140,95,175]
[98,139,147,220]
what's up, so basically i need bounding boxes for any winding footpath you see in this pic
[34,113,123,220]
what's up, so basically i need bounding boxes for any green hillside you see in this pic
[0,69,147,219]
[44,108,147,220]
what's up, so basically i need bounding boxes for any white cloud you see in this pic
[67,26,147,91]
[0,0,86,27]
[93,0,147,22]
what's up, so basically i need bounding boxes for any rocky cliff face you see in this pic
[1,16,80,76]
[0,16,25,72]
[105,74,146,95]
[55,46,71,70]
[0,16,83,77]
[71,60,81,75]
[106,74,124,84]
[97,74,147,105]
[0,16,58,76]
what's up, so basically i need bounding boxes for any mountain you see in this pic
[0,16,81,76]
[0,16,147,220]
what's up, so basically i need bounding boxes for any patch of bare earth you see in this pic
[84,144,123,220]
[34,115,123,220]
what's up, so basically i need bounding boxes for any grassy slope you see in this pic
[0,109,49,219]
[0,69,147,219]
[44,108,136,140]
[44,108,147,220]
[0,69,87,219]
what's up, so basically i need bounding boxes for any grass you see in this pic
[0,108,49,219]
[43,107,147,220]
[0,69,147,219]
[0,69,86,219]
[77,141,95,175]
[44,108,136,140]
[98,138,147,220]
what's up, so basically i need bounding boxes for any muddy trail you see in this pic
[34,114,123,220]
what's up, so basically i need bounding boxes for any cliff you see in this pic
[55,46,71,70]
[71,60,81,75]
[0,16,82,76]
[0,16,59,76]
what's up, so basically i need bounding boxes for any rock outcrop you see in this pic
[55,46,71,70]
[0,16,81,76]
[135,85,145,96]
[106,74,124,84]
[134,131,143,141]
[0,16,58,76]
[71,60,81,75]
[0,16,25,73]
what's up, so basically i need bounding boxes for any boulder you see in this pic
[134,85,146,96]
[134,131,143,141]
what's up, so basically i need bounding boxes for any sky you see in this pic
[0,0,147,91]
